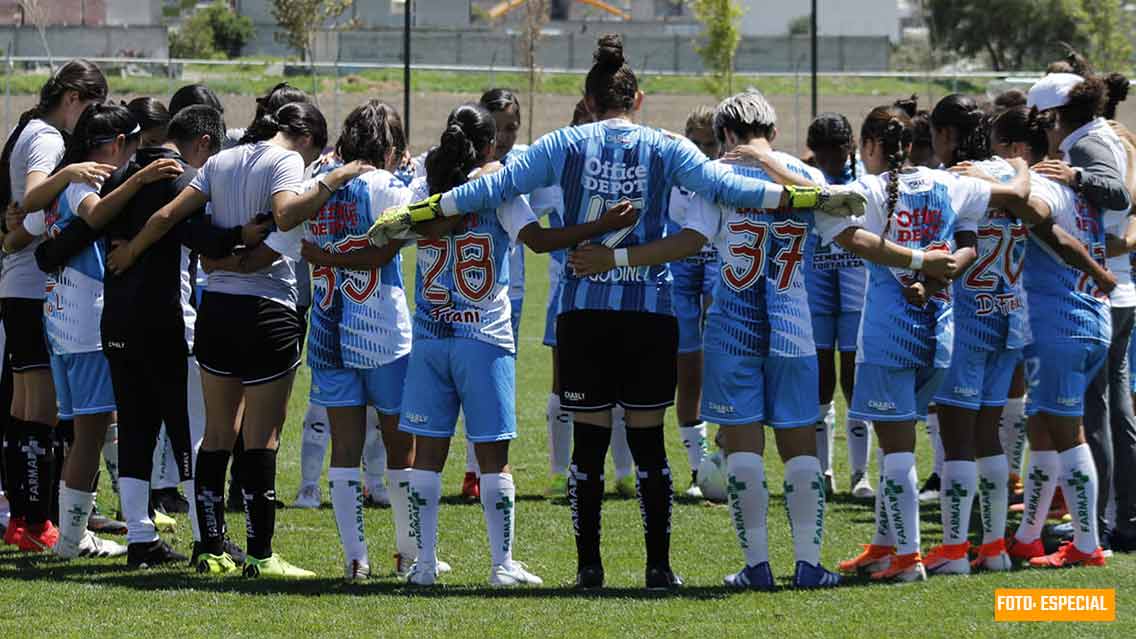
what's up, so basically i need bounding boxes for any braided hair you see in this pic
[861,105,913,236]
[807,112,856,180]
[930,94,992,166]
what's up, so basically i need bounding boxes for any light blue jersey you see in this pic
[442,119,785,316]
[805,159,866,322]
[45,183,107,354]
[304,165,413,370]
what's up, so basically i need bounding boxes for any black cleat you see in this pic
[152,487,190,514]
[645,565,683,591]
[127,539,187,569]
[190,536,247,567]
[574,564,605,589]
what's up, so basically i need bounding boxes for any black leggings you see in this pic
[106,344,192,483]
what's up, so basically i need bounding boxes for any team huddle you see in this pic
[0,33,1132,590]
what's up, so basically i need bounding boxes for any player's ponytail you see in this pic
[584,33,638,115]
[425,103,496,196]
[240,101,328,151]
[930,94,991,166]
[1104,73,1129,120]
[992,106,1049,164]
[862,104,913,236]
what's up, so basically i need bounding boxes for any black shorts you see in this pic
[194,292,302,385]
[1,298,50,372]
[557,309,678,412]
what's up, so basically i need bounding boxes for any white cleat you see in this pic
[683,483,704,499]
[344,558,371,582]
[406,561,437,586]
[364,482,390,507]
[292,483,321,509]
[395,553,452,578]
[489,560,544,587]
[57,530,127,559]
[850,471,875,499]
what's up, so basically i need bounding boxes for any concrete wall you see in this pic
[0,25,168,57]
[737,0,900,41]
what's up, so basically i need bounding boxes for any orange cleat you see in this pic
[1028,542,1106,568]
[971,539,1012,572]
[461,472,480,501]
[924,541,971,575]
[17,520,58,552]
[869,551,926,582]
[3,516,26,546]
[838,543,895,574]
[1006,536,1045,561]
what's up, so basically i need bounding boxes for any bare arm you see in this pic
[833,227,956,278]
[301,239,405,269]
[518,201,638,254]
[85,159,184,230]
[1106,215,1136,258]
[567,229,708,276]
[272,160,375,231]
[202,243,281,275]
[20,162,116,213]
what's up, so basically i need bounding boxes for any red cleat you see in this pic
[1028,542,1106,568]
[838,543,895,574]
[461,472,480,501]
[3,516,26,546]
[17,520,58,552]
[1006,536,1045,561]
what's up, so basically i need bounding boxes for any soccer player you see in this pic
[106,101,373,577]
[395,103,639,587]
[832,104,1031,582]
[803,112,873,498]
[0,59,108,552]
[368,34,865,589]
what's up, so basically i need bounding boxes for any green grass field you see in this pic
[0,248,1133,638]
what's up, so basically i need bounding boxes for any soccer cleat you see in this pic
[60,530,127,559]
[363,483,390,508]
[223,537,248,566]
[723,561,775,591]
[489,560,544,587]
[970,539,1012,572]
[839,544,895,574]
[18,521,59,552]
[292,483,321,509]
[614,474,636,498]
[127,539,187,568]
[574,564,605,589]
[195,552,240,575]
[870,552,927,582]
[406,561,437,586]
[3,516,26,546]
[1028,542,1106,568]
[822,472,836,497]
[546,473,568,498]
[918,473,941,503]
[152,487,190,514]
[344,558,371,582]
[850,471,875,499]
[394,553,452,578]
[461,472,480,501]
[243,553,316,578]
[924,542,971,575]
[645,565,684,590]
[152,510,176,533]
[793,561,843,588]
[1007,537,1046,561]
[87,510,127,535]
[684,483,703,499]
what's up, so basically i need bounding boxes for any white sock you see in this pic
[976,454,1009,545]
[480,473,516,566]
[679,422,708,474]
[159,428,180,490]
[547,393,572,475]
[120,477,158,544]
[362,411,386,495]
[181,479,201,542]
[871,448,894,546]
[816,403,834,475]
[300,404,330,488]
[150,427,170,489]
[940,460,977,546]
[465,442,479,475]
[846,418,872,475]
[58,484,96,554]
[1000,397,1028,476]
[725,452,769,567]
[329,467,367,563]
[1058,444,1100,553]
[386,468,417,560]
[783,455,825,565]
[1015,450,1058,544]
[882,452,920,555]
[408,469,442,567]
[926,413,944,477]
[102,423,119,494]
[610,405,633,479]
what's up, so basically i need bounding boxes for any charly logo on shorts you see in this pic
[709,402,735,415]
[1057,396,1082,407]
[952,386,979,398]
[868,399,897,412]
[405,412,429,424]
[563,391,585,402]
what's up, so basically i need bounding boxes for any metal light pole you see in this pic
[810,0,818,118]
[403,0,413,145]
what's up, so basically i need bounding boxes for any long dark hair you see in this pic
[128,97,171,143]
[585,34,638,114]
[807,112,856,180]
[0,59,107,209]
[1058,76,1108,131]
[49,103,139,211]
[861,105,913,235]
[424,104,495,196]
[480,88,521,119]
[240,101,328,150]
[247,82,311,130]
[169,83,224,116]
[335,100,405,168]
[930,94,991,166]
[992,106,1049,164]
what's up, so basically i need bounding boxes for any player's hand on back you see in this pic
[4,203,25,232]
[300,239,332,265]
[920,249,958,280]
[62,161,116,188]
[816,185,867,216]
[241,218,272,247]
[568,244,615,277]
[106,239,136,274]
[949,161,995,182]
[469,161,504,180]
[135,158,184,184]
[1032,159,1076,186]
[597,200,638,232]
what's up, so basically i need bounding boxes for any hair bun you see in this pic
[594,33,626,70]
[894,94,919,118]
[1107,73,1130,104]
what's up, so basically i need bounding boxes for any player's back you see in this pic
[45,182,107,354]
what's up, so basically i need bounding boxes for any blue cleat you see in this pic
[723,561,775,591]
[792,560,842,588]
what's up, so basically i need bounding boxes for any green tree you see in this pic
[926,0,1088,71]
[270,0,356,63]
[169,1,254,59]
[1081,0,1132,73]
[688,0,745,97]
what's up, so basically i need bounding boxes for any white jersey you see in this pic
[4,118,64,299]
[44,183,105,354]
[1075,119,1134,307]
[180,247,196,350]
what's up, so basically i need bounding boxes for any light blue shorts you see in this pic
[543,281,562,348]
[399,338,517,443]
[934,343,1022,410]
[811,311,862,352]
[52,351,115,418]
[1025,339,1108,417]
[510,296,524,351]
[850,362,945,422]
[671,251,719,354]
[309,356,409,415]
[701,351,819,428]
